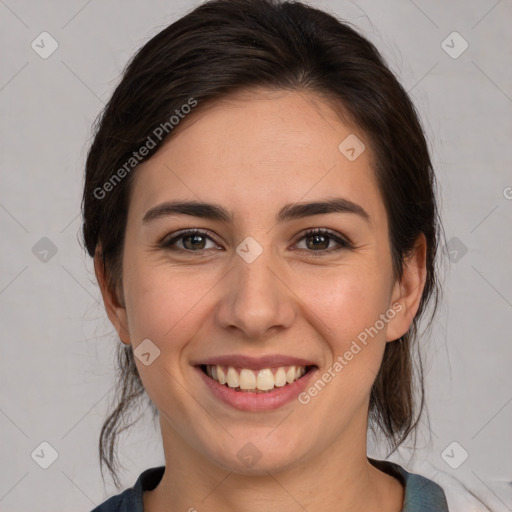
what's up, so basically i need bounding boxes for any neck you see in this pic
[143,415,404,512]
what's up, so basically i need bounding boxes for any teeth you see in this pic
[205,364,308,391]
[217,366,227,385]
[256,369,274,391]
[239,369,256,390]
[274,367,287,387]
[286,366,296,384]
[226,367,239,388]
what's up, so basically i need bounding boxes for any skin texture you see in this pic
[95,88,426,512]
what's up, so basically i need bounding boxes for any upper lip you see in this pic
[192,354,317,370]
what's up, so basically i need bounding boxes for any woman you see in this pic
[83,0,449,510]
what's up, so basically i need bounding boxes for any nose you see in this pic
[215,246,296,340]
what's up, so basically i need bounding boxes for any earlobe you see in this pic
[94,251,131,345]
[385,233,427,342]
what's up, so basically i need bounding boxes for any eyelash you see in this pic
[161,228,352,256]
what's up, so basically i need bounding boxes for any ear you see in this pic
[386,233,427,342]
[94,250,131,345]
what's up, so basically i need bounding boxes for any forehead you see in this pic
[129,88,385,226]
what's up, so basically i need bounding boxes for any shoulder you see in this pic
[370,458,450,511]
[90,466,166,512]
[398,464,450,511]
[401,459,508,512]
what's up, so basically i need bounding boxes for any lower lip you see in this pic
[195,366,318,411]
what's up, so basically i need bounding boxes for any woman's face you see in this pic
[99,88,423,474]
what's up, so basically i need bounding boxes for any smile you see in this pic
[191,354,319,410]
[200,364,313,393]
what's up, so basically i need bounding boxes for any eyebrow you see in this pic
[142,197,370,225]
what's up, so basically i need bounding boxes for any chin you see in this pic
[204,434,311,475]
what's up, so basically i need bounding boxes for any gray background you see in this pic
[0,0,511,510]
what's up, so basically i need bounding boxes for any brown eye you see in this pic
[163,229,219,252]
[295,228,351,253]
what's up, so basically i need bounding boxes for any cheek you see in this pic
[121,258,210,419]
[122,254,212,346]
[293,267,393,426]
[299,264,393,347]
[123,254,394,352]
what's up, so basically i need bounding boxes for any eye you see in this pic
[160,228,352,255]
[294,228,352,254]
[162,229,220,252]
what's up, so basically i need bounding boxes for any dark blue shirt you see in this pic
[91,459,449,511]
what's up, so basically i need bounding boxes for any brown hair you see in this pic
[81,0,441,488]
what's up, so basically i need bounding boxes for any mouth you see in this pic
[192,354,320,411]
[198,364,317,393]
